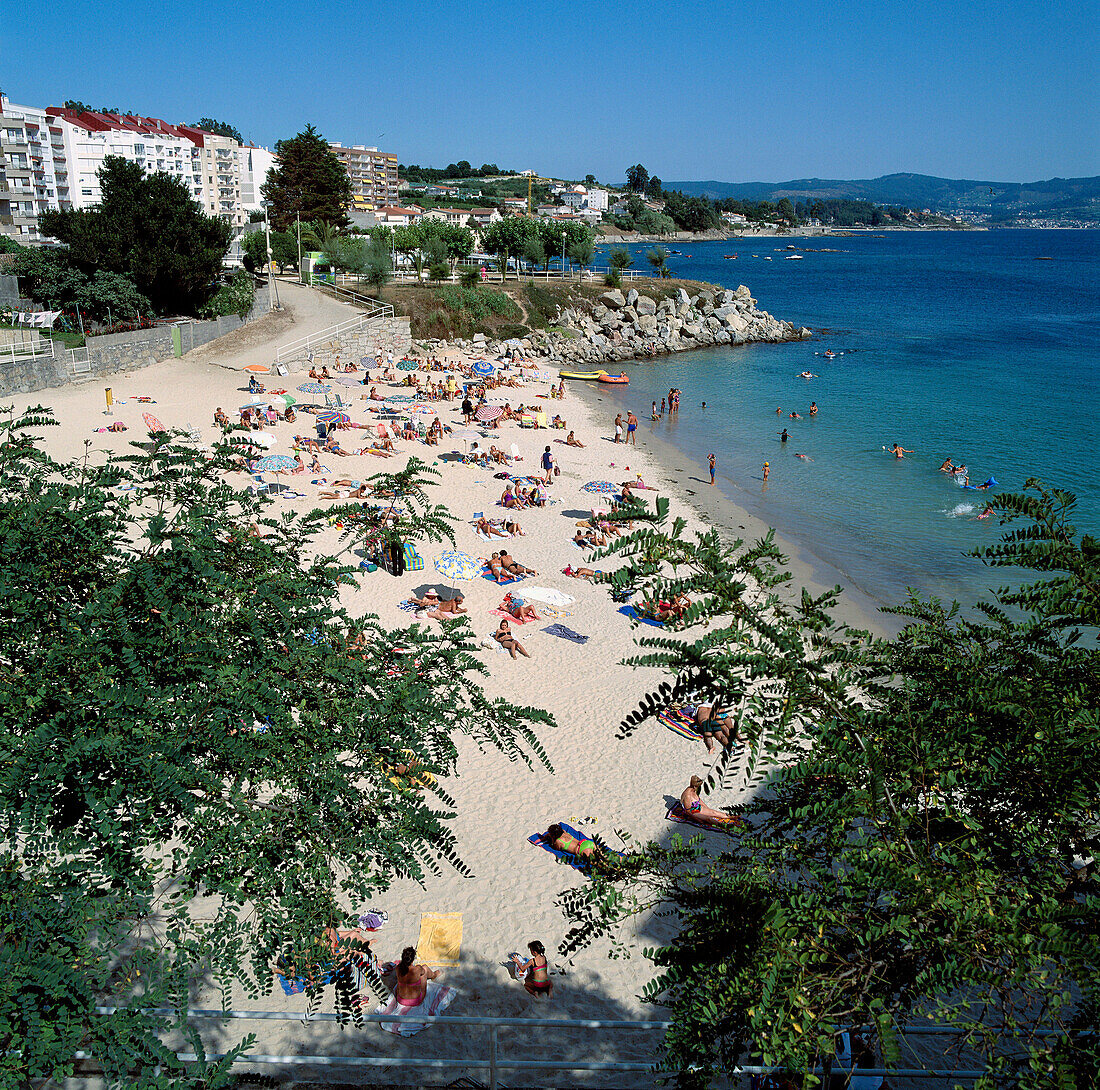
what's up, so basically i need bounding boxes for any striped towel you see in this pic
[375,980,457,1035]
[657,706,703,741]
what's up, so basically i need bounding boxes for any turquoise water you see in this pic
[591,230,1100,607]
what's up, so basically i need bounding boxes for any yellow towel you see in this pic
[416,911,462,967]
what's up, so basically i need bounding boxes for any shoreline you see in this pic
[569,379,899,639]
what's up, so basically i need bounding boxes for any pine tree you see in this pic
[261,124,351,231]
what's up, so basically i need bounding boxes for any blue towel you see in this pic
[527,822,625,871]
[543,623,588,644]
[618,604,666,628]
[482,570,524,585]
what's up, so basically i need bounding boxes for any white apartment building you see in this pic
[560,185,609,213]
[238,144,277,212]
[0,96,69,243]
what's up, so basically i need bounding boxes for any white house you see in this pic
[375,205,423,226]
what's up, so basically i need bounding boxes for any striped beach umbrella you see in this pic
[316,411,350,424]
[297,381,331,395]
[471,360,496,377]
[396,359,419,372]
[433,550,482,582]
[474,405,503,423]
[582,480,617,495]
[142,412,167,433]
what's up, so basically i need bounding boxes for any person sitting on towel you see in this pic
[565,430,584,447]
[494,618,531,658]
[511,941,553,998]
[543,824,598,860]
[690,704,738,755]
[392,945,441,1006]
[680,775,735,826]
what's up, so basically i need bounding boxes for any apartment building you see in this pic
[238,144,276,213]
[329,144,399,212]
[0,96,70,243]
[189,130,245,227]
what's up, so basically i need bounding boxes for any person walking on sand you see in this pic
[708,452,716,485]
[614,413,623,444]
[762,461,770,481]
[541,444,555,484]
[626,411,638,446]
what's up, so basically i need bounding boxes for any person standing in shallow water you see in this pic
[708,453,716,485]
[762,461,770,481]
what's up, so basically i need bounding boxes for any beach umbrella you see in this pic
[252,454,299,474]
[297,381,331,395]
[471,359,496,377]
[397,359,419,372]
[142,412,167,433]
[582,480,618,495]
[316,410,350,424]
[269,394,297,408]
[244,364,271,374]
[335,374,364,387]
[474,405,503,423]
[433,550,482,582]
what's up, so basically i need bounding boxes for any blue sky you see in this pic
[10,0,1098,183]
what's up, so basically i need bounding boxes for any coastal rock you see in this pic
[626,288,639,308]
[636,314,658,335]
[600,289,626,309]
[734,285,752,301]
[635,295,657,316]
[676,287,690,306]
[620,305,638,324]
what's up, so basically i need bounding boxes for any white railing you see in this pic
[274,301,395,365]
[0,334,55,364]
[68,346,91,375]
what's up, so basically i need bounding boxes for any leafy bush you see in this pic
[496,323,530,340]
[459,266,481,289]
[198,271,255,320]
[435,285,520,325]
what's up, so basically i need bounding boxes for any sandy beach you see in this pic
[11,282,901,1082]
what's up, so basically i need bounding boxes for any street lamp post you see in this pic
[561,231,566,281]
[296,211,302,282]
[262,201,279,310]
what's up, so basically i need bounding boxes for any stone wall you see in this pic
[286,315,411,369]
[0,274,20,307]
[0,286,272,396]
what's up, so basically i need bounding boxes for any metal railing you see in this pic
[90,1007,991,1087]
[274,300,395,365]
[68,346,91,375]
[0,334,55,364]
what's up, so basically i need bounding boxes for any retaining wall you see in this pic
[284,315,412,368]
[0,286,271,397]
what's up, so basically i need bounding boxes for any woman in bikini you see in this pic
[394,946,440,1007]
[477,517,509,538]
[565,431,584,447]
[544,823,597,860]
[511,941,553,998]
[679,775,736,827]
[692,704,738,754]
[494,618,530,658]
[503,595,539,622]
[485,553,511,584]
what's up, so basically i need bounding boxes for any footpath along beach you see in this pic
[12,282,894,1081]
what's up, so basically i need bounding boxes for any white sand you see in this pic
[14,283,904,1083]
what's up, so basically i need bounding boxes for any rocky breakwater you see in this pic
[415,283,810,366]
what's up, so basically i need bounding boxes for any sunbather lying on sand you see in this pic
[319,480,371,499]
[410,590,468,619]
[690,704,738,754]
[543,823,598,859]
[501,595,539,622]
[323,436,352,456]
[499,551,536,576]
[476,517,509,537]
[485,553,511,583]
[562,564,598,580]
[494,618,530,658]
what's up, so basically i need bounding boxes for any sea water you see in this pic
[590,229,1100,609]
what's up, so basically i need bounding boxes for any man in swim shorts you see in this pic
[626,411,638,446]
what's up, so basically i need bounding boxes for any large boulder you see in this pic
[636,314,658,335]
[626,288,639,308]
[676,287,691,306]
[635,295,657,316]
[600,289,626,309]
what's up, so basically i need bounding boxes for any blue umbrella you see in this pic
[471,360,496,377]
[386,394,416,404]
[397,359,419,372]
[582,480,617,495]
[433,550,482,582]
[297,381,331,395]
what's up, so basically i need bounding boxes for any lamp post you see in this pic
[561,231,567,281]
[262,201,279,309]
[296,211,302,282]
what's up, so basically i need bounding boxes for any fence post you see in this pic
[488,1023,498,1090]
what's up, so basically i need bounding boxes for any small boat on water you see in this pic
[597,372,630,385]
[823,350,837,359]
[559,370,606,380]
[723,254,737,259]
[785,254,804,260]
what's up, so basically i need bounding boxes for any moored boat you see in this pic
[559,370,607,380]
[597,372,630,385]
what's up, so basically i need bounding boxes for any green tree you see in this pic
[626,164,650,193]
[240,229,269,274]
[193,118,244,143]
[269,230,298,273]
[0,409,552,1086]
[361,233,393,290]
[584,174,597,187]
[645,175,663,199]
[775,197,799,225]
[62,99,93,112]
[482,217,540,283]
[261,124,351,230]
[568,236,595,273]
[523,237,547,270]
[39,157,231,315]
[76,270,151,323]
[564,484,1100,1087]
[646,246,671,278]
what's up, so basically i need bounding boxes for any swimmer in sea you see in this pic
[789,411,802,419]
[776,407,783,415]
[795,453,813,461]
[810,402,817,416]
[889,443,913,459]
[779,429,789,443]
[975,502,995,520]
[939,458,955,473]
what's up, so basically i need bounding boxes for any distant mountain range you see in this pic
[663,173,1100,222]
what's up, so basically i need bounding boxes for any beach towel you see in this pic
[276,966,337,996]
[619,604,667,628]
[374,979,457,1036]
[543,623,588,644]
[416,911,463,966]
[658,706,703,741]
[490,608,536,624]
[403,542,425,571]
[517,586,575,609]
[397,600,420,613]
[481,569,524,585]
[666,802,743,828]
[537,604,573,620]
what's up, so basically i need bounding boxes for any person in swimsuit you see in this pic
[626,411,638,445]
[503,595,539,622]
[889,443,913,458]
[614,413,623,443]
[762,461,770,481]
[544,823,598,860]
[485,553,512,583]
[562,564,598,579]
[499,551,536,576]
[566,431,585,447]
[709,453,716,485]
[477,517,509,538]
[810,402,817,416]
[494,618,530,658]
[511,941,553,998]
[779,429,789,443]
[691,704,739,754]
[679,775,736,826]
[213,407,230,428]
[394,945,440,1006]
[939,457,955,472]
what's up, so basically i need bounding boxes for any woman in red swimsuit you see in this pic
[511,940,553,997]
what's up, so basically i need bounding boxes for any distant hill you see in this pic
[662,173,1100,222]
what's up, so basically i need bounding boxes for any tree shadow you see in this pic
[170,951,667,1088]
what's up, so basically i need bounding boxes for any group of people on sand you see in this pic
[484,550,537,583]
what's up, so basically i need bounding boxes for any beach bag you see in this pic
[554,466,560,477]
